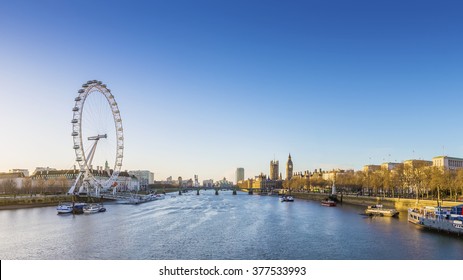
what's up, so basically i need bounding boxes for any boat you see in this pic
[56,202,87,214]
[57,203,73,214]
[408,204,463,235]
[155,194,165,200]
[118,193,165,204]
[321,199,336,207]
[408,207,426,225]
[365,205,399,217]
[321,184,338,207]
[72,202,87,214]
[83,203,106,214]
[144,193,165,201]
[280,195,294,202]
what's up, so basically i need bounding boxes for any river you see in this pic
[1,190,462,259]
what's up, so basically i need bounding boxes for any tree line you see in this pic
[0,176,70,196]
[283,164,463,202]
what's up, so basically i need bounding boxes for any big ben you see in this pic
[286,153,293,180]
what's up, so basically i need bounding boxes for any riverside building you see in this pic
[363,165,381,172]
[31,169,139,191]
[381,162,400,170]
[433,156,463,170]
[403,159,432,168]
[128,170,154,188]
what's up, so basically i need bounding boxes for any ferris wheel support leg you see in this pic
[86,139,100,168]
[68,172,83,195]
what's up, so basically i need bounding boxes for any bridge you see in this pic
[90,186,285,203]
[179,186,283,196]
[180,186,237,195]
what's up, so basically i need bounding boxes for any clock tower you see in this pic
[286,153,293,180]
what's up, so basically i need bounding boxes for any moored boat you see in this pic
[57,203,73,214]
[321,199,336,207]
[83,203,106,214]
[57,202,87,214]
[365,205,399,217]
[408,204,463,235]
[118,193,166,204]
[280,195,294,202]
[155,194,165,200]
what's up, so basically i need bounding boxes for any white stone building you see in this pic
[128,170,154,188]
[433,156,463,170]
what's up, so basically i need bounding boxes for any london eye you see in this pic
[68,80,124,196]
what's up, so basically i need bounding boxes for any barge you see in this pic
[408,204,463,235]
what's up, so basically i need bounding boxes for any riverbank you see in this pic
[0,195,108,210]
[0,189,182,210]
[0,195,72,209]
[3,191,461,211]
[292,192,462,211]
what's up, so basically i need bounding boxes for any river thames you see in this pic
[1,191,462,260]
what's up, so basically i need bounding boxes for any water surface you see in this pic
[1,191,462,259]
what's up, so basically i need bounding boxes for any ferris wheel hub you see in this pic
[88,134,108,141]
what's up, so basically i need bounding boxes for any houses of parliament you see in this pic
[238,154,310,190]
[269,154,294,181]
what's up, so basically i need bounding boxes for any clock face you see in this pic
[289,165,292,169]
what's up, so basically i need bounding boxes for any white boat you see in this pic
[365,205,399,217]
[280,195,294,202]
[144,193,165,201]
[155,194,165,200]
[118,193,165,204]
[57,203,73,214]
[83,203,106,214]
[408,205,463,235]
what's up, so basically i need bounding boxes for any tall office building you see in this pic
[286,154,293,180]
[270,160,279,180]
[236,168,245,183]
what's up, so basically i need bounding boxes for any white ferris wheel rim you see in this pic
[71,80,124,186]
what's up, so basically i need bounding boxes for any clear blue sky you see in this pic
[1,0,462,182]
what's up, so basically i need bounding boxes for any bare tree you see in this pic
[2,179,17,195]
[455,169,463,200]
[58,176,69,194]
[36,177,46,195]
[23,177,32,195]
[47,178,56,194]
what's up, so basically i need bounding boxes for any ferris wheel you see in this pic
[68,80,124,195]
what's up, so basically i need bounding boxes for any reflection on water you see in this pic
[0,191,462,260]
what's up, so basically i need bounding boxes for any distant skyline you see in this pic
[1,0,463,181]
